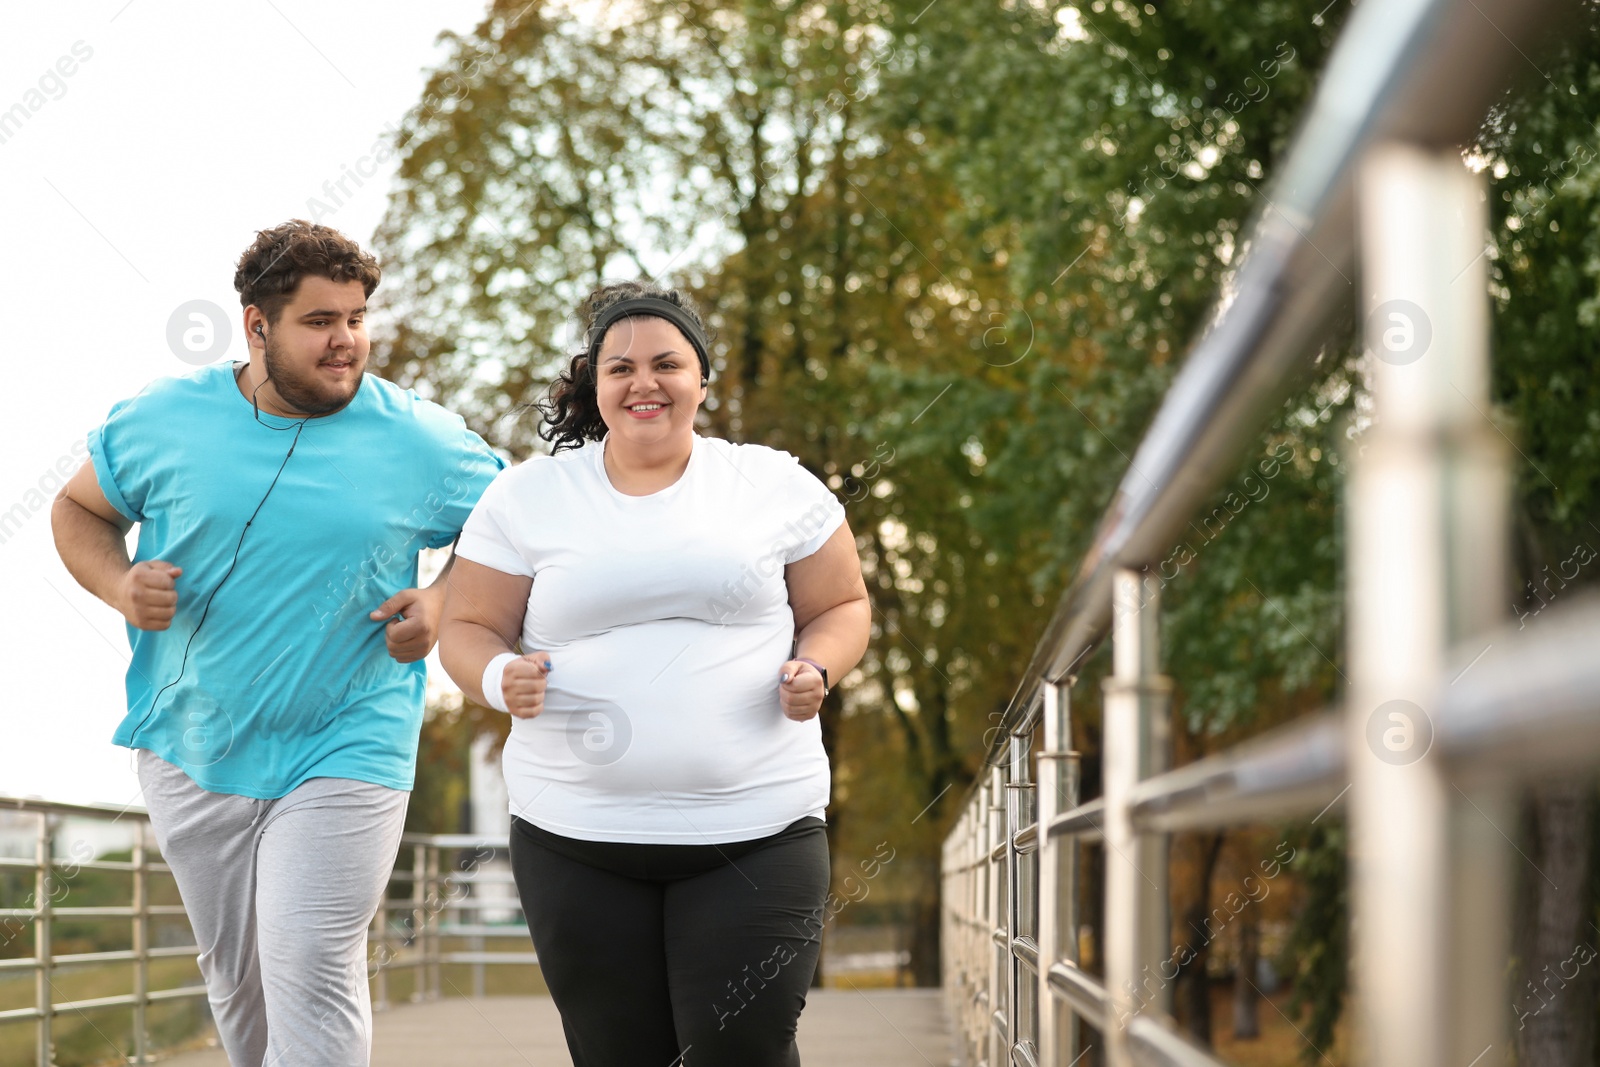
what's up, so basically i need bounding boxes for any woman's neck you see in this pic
[602,432,695,496]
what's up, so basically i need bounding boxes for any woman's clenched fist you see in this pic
[503,654,552,719]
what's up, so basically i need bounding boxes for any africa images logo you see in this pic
[1365,699,1433,766]
[565,699,632,767]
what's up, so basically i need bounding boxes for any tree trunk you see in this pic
[1232,912,1260,1039]
[1512,779,1597,1066]
[1180,833,1226,1047]
[909,870,942,986]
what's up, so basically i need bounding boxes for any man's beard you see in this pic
[261,338,362,416]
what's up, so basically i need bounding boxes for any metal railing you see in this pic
[0,798,536,1065]
[939,0,1579,1065]
[370,832,536,1009]
[0,796,206,1067]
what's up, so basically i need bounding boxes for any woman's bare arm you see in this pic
[438,557,533,706]
[784,520,871,686]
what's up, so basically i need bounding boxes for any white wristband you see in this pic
[481,652,519,714]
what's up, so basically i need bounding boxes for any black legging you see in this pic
[509,815,831,1067]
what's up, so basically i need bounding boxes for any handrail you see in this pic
[0,795,160,821]
[1433,592,1600,779]
[1126,713,1345,832]
[1102,593,1600,835]
[972,0,1570,784]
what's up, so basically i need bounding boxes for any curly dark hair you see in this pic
[233,219,382,325]
[537,280,712,454]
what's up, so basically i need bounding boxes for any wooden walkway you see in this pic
[164,989,952,1066]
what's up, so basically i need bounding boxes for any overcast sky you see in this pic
[1,0,495,806]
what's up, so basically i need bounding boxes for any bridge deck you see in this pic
[164,988,951,1066]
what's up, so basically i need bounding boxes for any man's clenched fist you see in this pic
[118,560,181,630]
[371,587,444,664]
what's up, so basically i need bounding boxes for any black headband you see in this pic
[585,297,711,381]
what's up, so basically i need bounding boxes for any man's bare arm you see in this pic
[368,552,460,664]
[52,461,180,630]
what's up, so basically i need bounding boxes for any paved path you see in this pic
[165,989,952,1066]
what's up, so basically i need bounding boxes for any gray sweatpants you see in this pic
[136,749,409,1067]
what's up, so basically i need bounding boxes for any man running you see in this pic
[51,219,504,1065]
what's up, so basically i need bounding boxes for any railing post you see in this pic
[964,803,981,1065]
[132,820,150,1064]
[469,850,486,998]
[949,812,965,1063]
[1350,144,1510,1067]
[1036,680,1079,1066]
[411,843,426,1004]
[987,765,1006,1064]
[1006,730,1036,1061]
[372,877,390,1012]
[966,806,979,1062]
[427,846,442,1001]
[971,794,984,1063]
[35,813,53,1067]
[1103,569,1172,1066]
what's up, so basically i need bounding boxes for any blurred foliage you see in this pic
[1475,5,1600,587]
[878,0,1353,731]
[375,0,1600,1035]
[406,697,474,834]
[1280,819,1347,1057]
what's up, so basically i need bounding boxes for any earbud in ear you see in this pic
[254,325,264,338]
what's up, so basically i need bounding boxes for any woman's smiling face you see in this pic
[593,315,706,447]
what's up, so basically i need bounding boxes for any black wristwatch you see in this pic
[796,657,829,696]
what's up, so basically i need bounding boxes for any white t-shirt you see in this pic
[455,433,847,843]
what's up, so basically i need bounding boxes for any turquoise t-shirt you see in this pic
[88,362,506,798]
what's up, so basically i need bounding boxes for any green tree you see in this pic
[371,0,1053,984]
[875,0,1354,1041]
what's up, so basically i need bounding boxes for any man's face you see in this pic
[593,316,706,447]
[257,276,370,416]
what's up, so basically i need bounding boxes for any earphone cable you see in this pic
[125,416,308,747]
